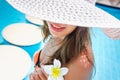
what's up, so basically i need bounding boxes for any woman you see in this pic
[30,21,94,80]
[7,0,120,80]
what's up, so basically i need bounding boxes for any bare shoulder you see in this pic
[79,42,94,69]
[64,43,94,80]
[73,42,94,69]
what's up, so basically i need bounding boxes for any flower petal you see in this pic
[48,75,57,80]
[54,59,61,68]
[48,76,52,80]
[60,68,69,76]
[43,65,53,74]
[58,76,64,80]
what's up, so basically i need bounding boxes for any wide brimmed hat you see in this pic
[7,0,120,28]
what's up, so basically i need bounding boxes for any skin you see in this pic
[30,21,94,80]
[47,21,77,39]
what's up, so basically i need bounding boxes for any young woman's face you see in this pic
[47,21,77,38]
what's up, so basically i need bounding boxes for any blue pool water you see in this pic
[91,4,120,80]
[0,0,120,80]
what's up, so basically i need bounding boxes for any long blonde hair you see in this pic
[41,21,93,66]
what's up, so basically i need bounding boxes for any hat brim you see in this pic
[7,0,120,28]
[102,28,120,39]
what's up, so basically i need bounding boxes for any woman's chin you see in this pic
[51,35,65,40]
[50,31,65,39]
[52,35,61,38]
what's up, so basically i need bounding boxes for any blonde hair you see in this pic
[41,21,93,66]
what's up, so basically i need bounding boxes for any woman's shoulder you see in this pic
[78,42,94,69]
[67,43,94,73]
[65,45,94,80]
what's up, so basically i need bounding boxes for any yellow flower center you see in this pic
[52,67,60,77]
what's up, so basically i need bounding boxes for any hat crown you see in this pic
[62,0,96,4]
[7,0,120,28]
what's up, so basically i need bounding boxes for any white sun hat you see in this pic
[6,0,120,28]
[6,0,120,39]
[102,28,120,39]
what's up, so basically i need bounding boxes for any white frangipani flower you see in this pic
[43,59,69,80]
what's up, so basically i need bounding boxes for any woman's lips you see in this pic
[50,24,66,32]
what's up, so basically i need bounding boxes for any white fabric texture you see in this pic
[7,0,120,28]
[6,0,120,39]
[102,28,120,39]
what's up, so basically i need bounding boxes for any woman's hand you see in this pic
[29,68,47,80]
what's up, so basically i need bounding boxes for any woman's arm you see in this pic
[30,43,94,80]
[30,50,48,80]
[64,43,94,80]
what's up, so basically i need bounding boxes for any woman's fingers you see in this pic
[29,73,35,80]
[37,68,47,80]
[34,71,41,80]
[29,71,41,80]
[29,67,47,80]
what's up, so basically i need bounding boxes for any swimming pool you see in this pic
[91,3,120,80]
[0,0,120,80]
